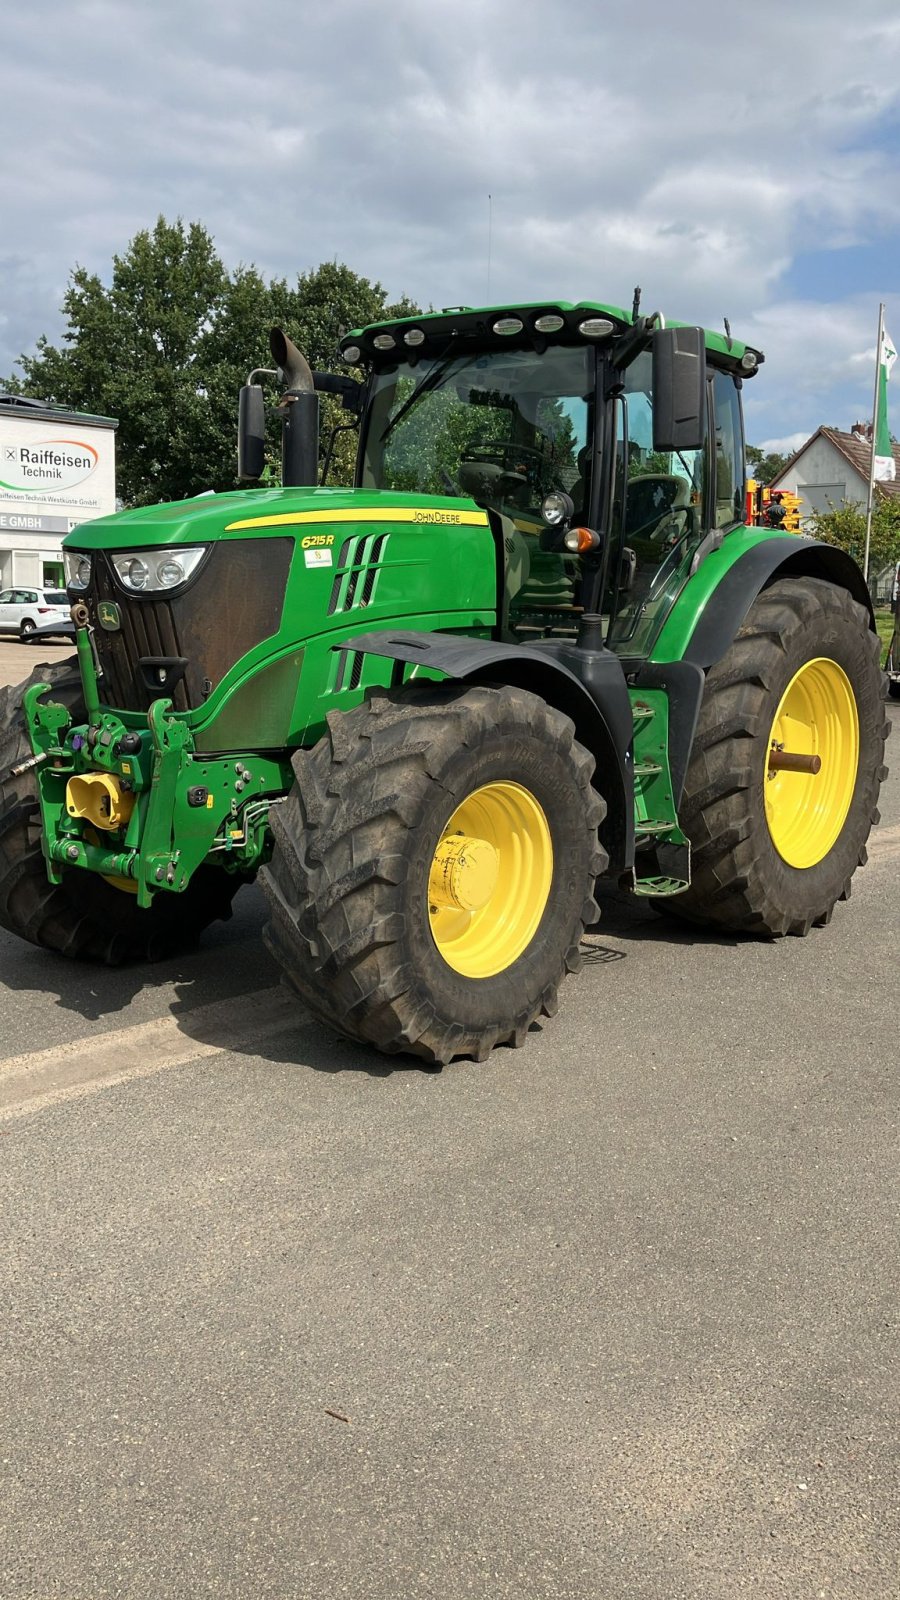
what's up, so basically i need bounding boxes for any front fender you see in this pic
[338,629,634,874]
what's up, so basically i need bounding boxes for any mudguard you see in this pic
[338,629,635,874]
[681,537,874,669]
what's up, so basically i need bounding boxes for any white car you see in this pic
[0,587,73,642]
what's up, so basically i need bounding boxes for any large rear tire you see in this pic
[0,658,242,963]
[658,578,889,935]
[260,682,607,1064]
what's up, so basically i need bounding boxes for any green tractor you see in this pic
[0,298,889,1063]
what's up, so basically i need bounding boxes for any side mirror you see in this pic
[652,326,706,452]
[237,384,266,482]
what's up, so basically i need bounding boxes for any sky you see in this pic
[2,0,899,452]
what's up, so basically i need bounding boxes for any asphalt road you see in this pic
[0,650,897,1600]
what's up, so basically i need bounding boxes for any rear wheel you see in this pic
[658,578,889,935]
[19,620,36,642]
[0,658,242,963]
[260,682,607,1064]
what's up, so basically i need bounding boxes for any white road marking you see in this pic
[0,985,313,1121]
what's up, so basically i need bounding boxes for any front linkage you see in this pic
[21,623,291,908]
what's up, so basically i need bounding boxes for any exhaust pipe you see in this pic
[270,327,319,488]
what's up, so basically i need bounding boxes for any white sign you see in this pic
[0,411,116,528]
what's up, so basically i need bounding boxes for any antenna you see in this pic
[631,286,642,322]
[486,193,493,304]
[723,317,733,350]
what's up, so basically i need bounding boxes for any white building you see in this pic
[772,423,900,522]
[0,396,117,590]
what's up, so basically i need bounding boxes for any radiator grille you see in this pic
[80,538,292,711]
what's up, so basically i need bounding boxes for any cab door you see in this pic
[605,360,745,663]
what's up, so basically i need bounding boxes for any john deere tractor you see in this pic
[0,299,889,1063]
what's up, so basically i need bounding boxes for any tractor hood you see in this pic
[63,486,497,737]
[64,486,491,551]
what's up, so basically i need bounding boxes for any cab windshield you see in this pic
[361,346,594,526]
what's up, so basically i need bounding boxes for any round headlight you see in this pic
[373,333,396,351]
[69,556,92,590]
[534,314,565,334]
[156,559,185,588]
[123,558,149,591]
[342,345,361,364]
[493,316,524,336]
[578,317,615,339]
[542,491,574,527]
[403,328,426,347]
[741,350,758,371]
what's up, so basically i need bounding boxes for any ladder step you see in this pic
[633,761,662,776]
[634,820,677,836]
[631,701,656,721]
[633,875,689,897]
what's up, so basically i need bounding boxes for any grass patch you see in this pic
[875,609,896,663]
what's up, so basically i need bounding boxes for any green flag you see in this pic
[874,325,897,482]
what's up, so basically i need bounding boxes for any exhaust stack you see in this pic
[270,327,319,489]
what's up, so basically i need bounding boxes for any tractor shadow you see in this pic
[1,881,742,1084]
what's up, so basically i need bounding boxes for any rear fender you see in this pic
[338,630,634,874]
[674,537,874,670]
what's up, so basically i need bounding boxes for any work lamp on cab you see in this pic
[741,351,758,371]
[493,316,524,336]
[542,491,574,527]
[342,345,362,364]
[403,328,426,347]
[372,333,396,351]
[534,314,565,334]
[578,317,615,339]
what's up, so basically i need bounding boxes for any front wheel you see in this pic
[260,683,607,1064]
[659,578,889,935]
[19,620,36,642]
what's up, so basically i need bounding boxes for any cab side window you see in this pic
[712,370,745,529]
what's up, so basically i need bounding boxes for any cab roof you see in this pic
[341,300,763,376]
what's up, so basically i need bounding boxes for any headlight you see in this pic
[541,491,574,527]
[111,546,206,593]
[65,551,92,590]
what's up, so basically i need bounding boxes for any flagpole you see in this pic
[863,301,885,585]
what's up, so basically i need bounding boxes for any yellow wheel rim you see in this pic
[765,656,859,869]
[428,781,553,978]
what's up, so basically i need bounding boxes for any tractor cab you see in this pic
[342,300,759,664]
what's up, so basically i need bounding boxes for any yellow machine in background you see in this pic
[746,479,802,531]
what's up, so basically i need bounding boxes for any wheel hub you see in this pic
[429,834,500,913]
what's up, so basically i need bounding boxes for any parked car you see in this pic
[0,588,73,642]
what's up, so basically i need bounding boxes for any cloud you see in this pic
[1,0,899,443]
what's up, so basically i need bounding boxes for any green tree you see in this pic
[2,220,418,503]
[746,444,790,484]
[807,497,900,580]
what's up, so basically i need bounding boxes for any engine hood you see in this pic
[65,486,489,552]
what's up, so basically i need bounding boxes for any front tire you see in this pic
[260,683,607,1064]
[0,658,242,963]
[660,578,889,935]
[19,620,36,642]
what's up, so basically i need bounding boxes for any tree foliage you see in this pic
[746,444,790,484]
[2,218,418,505]
[806,496,900,579]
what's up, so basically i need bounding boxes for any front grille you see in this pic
[83,538,292,711]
